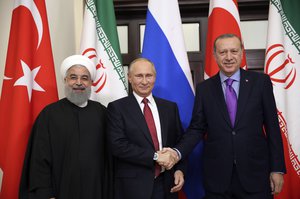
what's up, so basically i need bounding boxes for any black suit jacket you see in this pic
[176,69,285,193]
[107,95,186,199]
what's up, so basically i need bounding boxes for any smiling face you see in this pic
[128,58,156,98]
[64,65,92,105]
[214,36,243,77]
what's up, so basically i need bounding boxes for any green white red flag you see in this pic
[80,0,128,106]
[205,0,247,79]
[0,0,58,198]
[265,0,300,198]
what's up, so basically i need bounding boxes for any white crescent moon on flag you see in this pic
[208,0,241,27]
[14,0,43,49]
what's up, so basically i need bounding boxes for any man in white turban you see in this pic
[60,54,96,107]
[20,55,112,199]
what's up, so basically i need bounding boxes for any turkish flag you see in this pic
[205,0,247,79]
[0,0,58,198]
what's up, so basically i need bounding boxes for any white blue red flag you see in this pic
[141,0,204,198]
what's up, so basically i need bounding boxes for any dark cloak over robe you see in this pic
[19,98,113,199]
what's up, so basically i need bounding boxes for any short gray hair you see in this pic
[128,57,156,75]
[213,33,243,53]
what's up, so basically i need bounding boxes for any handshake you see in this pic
[155,148,180,170]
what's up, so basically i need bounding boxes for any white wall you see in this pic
[0,0,84,99]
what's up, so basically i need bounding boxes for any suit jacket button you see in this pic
[232,131,236,135]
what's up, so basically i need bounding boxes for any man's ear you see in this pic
[213,51,217,60]
[127,73,131,84]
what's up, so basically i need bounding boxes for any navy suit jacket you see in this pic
[107,95,186,199]
[176,69,285,193]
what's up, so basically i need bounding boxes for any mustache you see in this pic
[72,86,86,91]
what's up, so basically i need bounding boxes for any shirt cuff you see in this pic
[271,171,285,175]
[173,148,182,160]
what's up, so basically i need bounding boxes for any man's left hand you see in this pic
[270,172,284,195]
[170,170,184,193]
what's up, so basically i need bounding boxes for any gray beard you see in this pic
[64,85,91,106]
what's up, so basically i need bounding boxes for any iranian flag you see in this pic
[0,0,58,198]
[205,0,247,79]
[80,0,128,106]
[265,0,300,198]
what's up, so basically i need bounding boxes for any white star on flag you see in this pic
[14,59,45,101]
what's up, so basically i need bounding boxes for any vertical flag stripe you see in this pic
[80,0,127,106]
[147,1,194,90]
[142,11,194,127]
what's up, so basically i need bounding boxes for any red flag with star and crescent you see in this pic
[205,0,247,79]
[0,0,58,198]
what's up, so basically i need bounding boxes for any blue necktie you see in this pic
[225,78,237,127]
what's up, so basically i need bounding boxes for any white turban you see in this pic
[60,55,96,81]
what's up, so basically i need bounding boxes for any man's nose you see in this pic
[225,52,233,60]
[141,76,148,84]
[76,78,83,85]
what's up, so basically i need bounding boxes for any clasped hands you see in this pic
[155,147,179,170]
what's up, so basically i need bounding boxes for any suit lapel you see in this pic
[127,95,154,147]
[235,69,252,127]
[211,74,232,127]
[155,97,168,147]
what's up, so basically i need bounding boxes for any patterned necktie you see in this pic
[142,98,160,177]
[225,78,237,127]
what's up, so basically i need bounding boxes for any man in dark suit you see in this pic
[106,58,186,199]
[164,33,286,199]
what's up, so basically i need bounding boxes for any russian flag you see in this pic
[141,0,204,198]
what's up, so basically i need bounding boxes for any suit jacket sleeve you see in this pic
[262,74,286,173]
[175,83,206,160]
[172,104,188,174]
[106,102,154,169]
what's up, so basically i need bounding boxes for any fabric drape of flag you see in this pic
[141,0,204,198]
[205,0,247,79]
[80,0,127,106]
[0,0,58,198]
[265,0,300,198]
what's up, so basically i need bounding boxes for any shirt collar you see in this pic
[219,69,240,83]
[133,92,154,104]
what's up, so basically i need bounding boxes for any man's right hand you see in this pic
[156,148,179,170]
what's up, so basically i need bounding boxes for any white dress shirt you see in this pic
[133,92,162,150]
